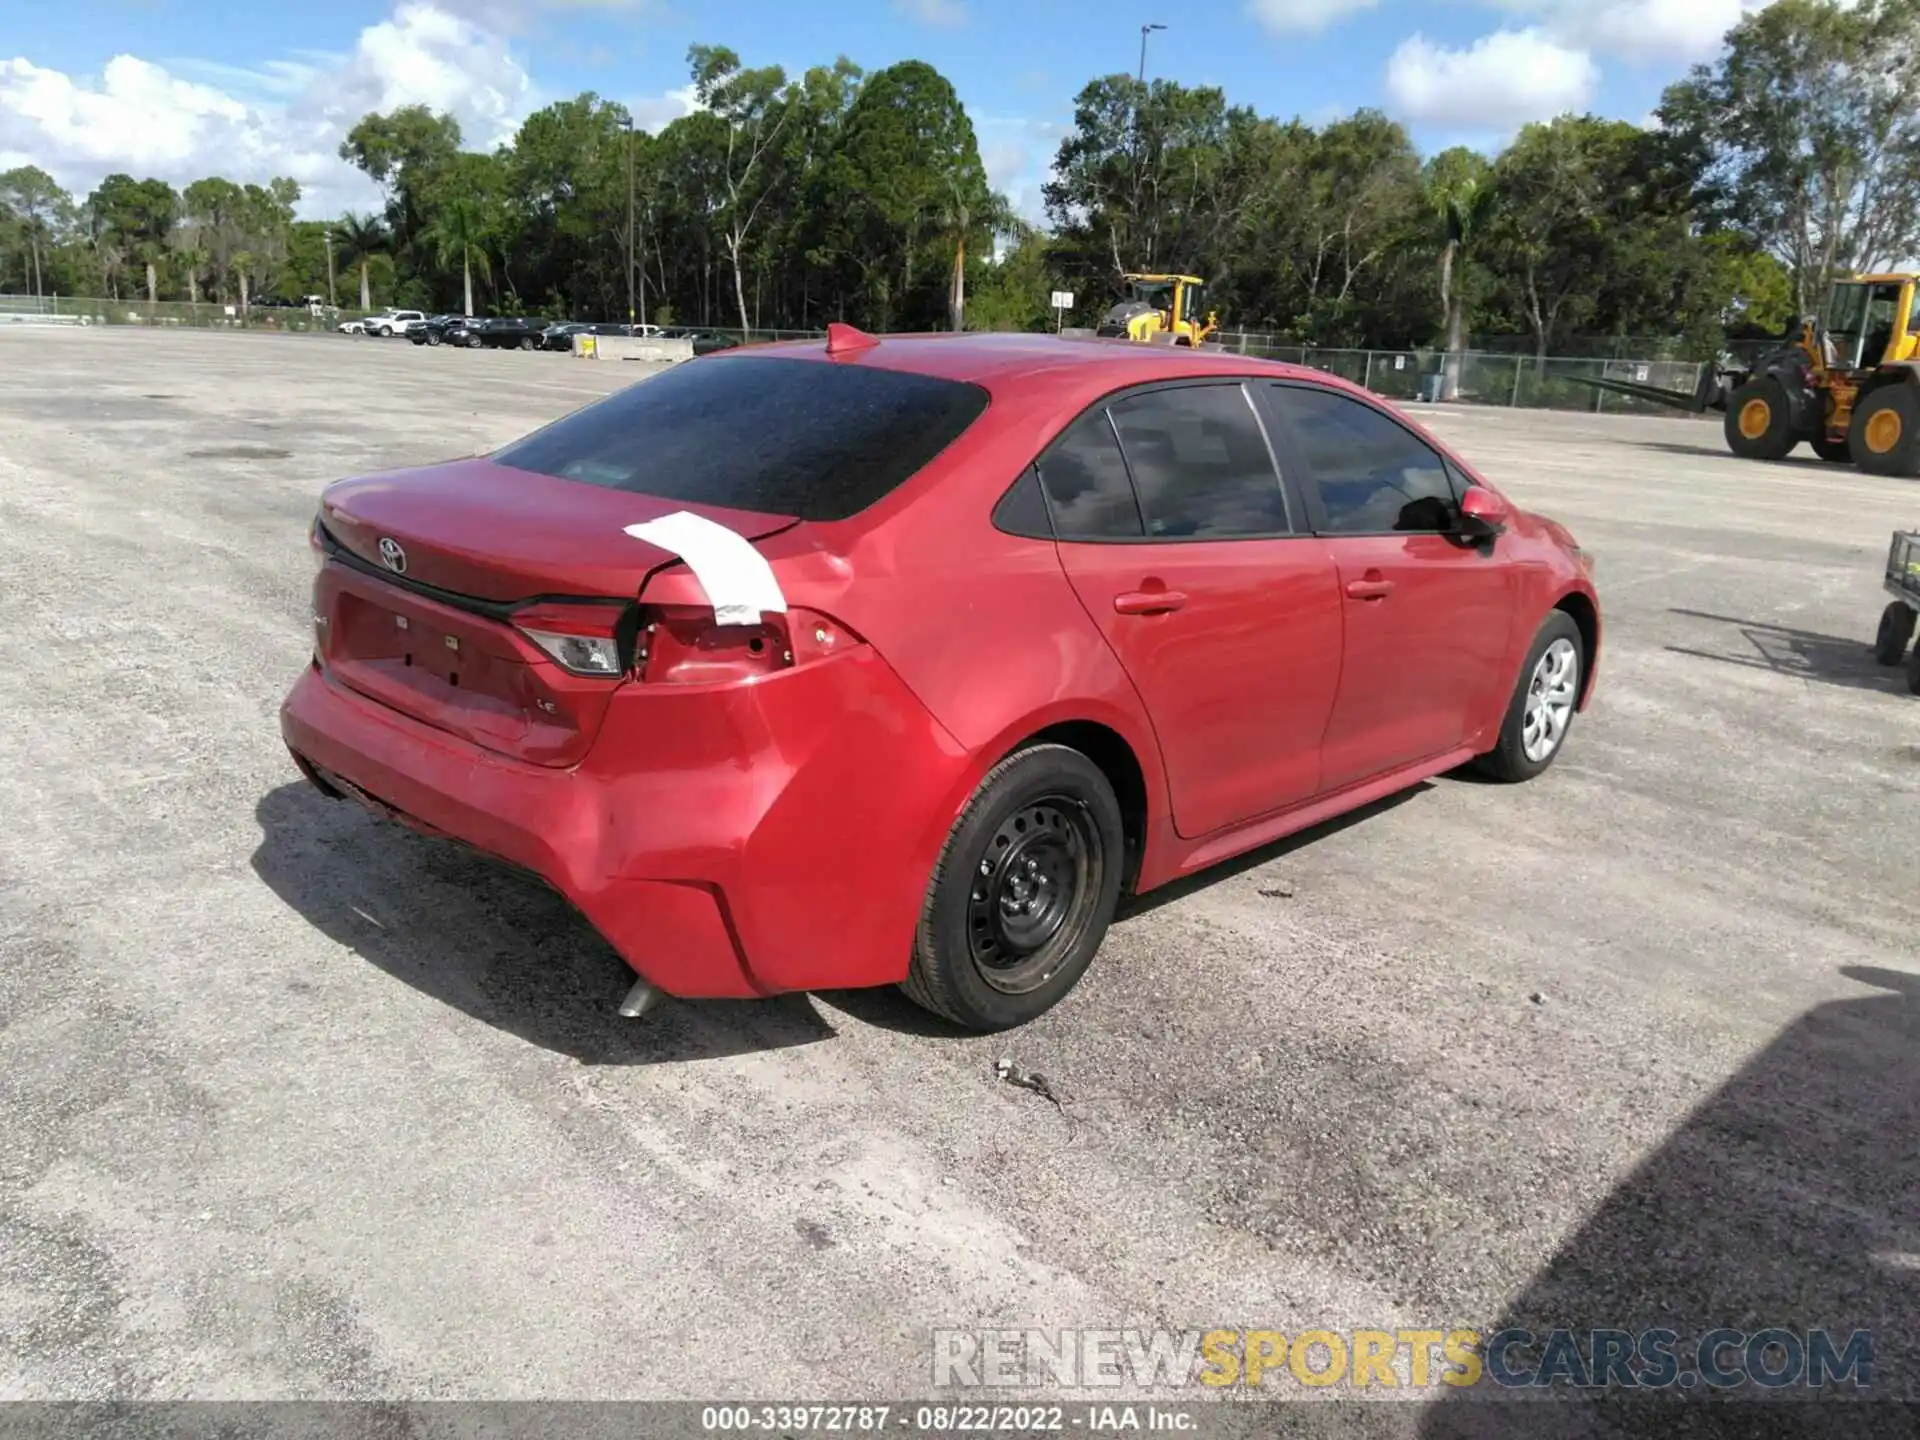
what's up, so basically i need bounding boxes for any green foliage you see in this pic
[1659,0,1920,314]
[2,11,1866,358]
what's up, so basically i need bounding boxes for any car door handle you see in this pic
[1344,577,1395,601]
[1114,589,1188,615]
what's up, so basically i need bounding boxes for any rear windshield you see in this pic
[494,355,991,522]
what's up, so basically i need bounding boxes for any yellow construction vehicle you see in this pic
[1094,273,1219,346]
[1581,273,1920,476]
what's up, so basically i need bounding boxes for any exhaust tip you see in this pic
[618,978,660,1019]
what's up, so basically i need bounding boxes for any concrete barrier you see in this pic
[575,334,695,363]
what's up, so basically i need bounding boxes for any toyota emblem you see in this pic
[377,537,407,575]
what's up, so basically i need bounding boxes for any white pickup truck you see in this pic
[367,309,426,338]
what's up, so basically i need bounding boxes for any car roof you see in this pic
[725,330,1353,404]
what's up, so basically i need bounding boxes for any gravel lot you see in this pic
[1,328,1916,1429]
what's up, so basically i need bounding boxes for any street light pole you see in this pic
[323,228,337,309]
[626,115,637,330]
[1138,22,1165,91]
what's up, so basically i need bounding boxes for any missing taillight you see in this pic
[638,606,790,685]
[633,605,860,685]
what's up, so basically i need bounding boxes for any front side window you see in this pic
[1107,384,1289,539]
[1272,386,1459,535]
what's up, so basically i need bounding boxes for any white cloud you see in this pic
[628,83,701,134]
[1246,0,1381,36]
[1488,0,1771,65]
[975,116,1064,224]
[894,0,968,26]
[1385,28,1599,129]
[0,2,552,217]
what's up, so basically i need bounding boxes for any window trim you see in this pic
[1024,377,1309,546]
[1256,379,1473,541]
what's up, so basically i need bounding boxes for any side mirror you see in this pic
[1458,485,1511,538]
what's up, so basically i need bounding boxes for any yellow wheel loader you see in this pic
[1579,274,1920,476]
[1094,273,1220,347]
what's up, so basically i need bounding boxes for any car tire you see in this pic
[1849,385,1920,476]
[1472,610,1585,784]
[376,325,392,338]
[1879,601,1917,666]
[901,744,1125,1032]
[1724,378,1799,461]
[426,331,442,347]
[518,336,536,351]
[466,334,482,348]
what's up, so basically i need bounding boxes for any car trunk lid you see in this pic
[314,457,796,765]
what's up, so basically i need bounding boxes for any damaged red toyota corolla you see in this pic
[280,326,1601,1032]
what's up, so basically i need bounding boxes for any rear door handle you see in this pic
[1114,589,1188,615]
[1344,577,1395,601]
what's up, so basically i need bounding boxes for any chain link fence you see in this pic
[3,297,1708,416]
[1213,334,1710,417]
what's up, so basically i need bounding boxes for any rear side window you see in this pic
[1107,384,1290,538]
[1036,411,1143,539]
[1272,385,1460,534]
[495,356,990,522]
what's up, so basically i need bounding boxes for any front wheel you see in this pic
[376,325,393,338]
[1473,611,1585,783]
[901,744,1124,1032]
[426,330,442,347]
[518,335,536,351]
[1724,378,1799,461]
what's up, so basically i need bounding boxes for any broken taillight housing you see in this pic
[635,605,856,685]
[512,601,634,677]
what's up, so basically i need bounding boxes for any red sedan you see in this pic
[280,327,1600,1031]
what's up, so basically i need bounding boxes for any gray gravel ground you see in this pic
[1,329,1917,1433]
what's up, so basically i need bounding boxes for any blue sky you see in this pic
[0,0,1766,219]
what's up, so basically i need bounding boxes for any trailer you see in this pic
[1872,530,1920,693]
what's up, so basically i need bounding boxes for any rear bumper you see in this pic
[279,648,970,999]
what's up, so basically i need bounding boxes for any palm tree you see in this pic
[333,213,388,311]
[423,195,490,318]
[1428,155,1496,400]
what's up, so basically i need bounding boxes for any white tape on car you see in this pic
[624,510,789,627]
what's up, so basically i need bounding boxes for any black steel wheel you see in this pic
[965,798,1101,996]
[1881,601,1918,666]
[903,744,1124,1031]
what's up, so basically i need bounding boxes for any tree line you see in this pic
[2,0,1916,358]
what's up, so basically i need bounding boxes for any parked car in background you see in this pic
[369,309,427,338]
[473,316,551,351]
[662,328,744,355]
[409,315,477,347]
[282,329,1601,1033]
[541,321,591,352]
[336,318,368,336]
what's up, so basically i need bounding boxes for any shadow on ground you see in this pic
[1631,440,1846,472]
[1416,965,1920,1439]
[251,781,836,1064]
[1665,608,1908,695]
